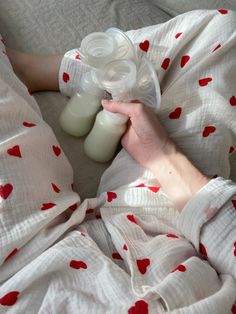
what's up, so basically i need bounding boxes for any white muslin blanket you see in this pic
[0,9,236,314]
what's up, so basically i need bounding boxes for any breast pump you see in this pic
[59,28,161,162]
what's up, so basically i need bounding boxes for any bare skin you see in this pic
[6,47,63,93]
[6,48,210,211]
[102,100,210,211]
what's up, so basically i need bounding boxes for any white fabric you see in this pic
[0,9,236,314]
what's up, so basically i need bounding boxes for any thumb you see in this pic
[101,99,143,118]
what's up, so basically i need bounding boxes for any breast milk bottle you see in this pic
[84,59,137,162]
[59,72,103,137]
[84,110,128,162]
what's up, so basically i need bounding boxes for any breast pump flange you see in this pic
[79,27,161,111]
[92,56,161,113]
[78,27,139,68]
[60,27,161,162]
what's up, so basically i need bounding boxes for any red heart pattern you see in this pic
[232,200,236,210]
[229,146,235,154]
[7,145,22,158]
[127,214,137,224]
[86,208,94,214]
[147,186,160,193]
[123,244,128,251]
[70,260,87,269]
[4,248,18,262]
[41,203,56,211]
[136,258,150,275]
[0,291,19,306]
[51,183,60,193]
[171,264,186,273]
[112,252,123,260]
[69,203,78,211]
[202,126,216,137]
[107,191,117,202]
[52,145,61,156]
[135,183,160,193]
[23,122,36,127]
[139,40,150,52]
[199,243,208,258]
[161,58,170,70]
[212,44,221,52]
[169,107,182,119]
[175,32,183,39]
[166,234,179,238]
[218,9,228,14]
[181,55,190,68]
[0,184,13,200]
[63,72,70,83]
[96,213,102,219]
[199,77,212,87]
[75,54,81,60]
[231,304,236,314]
[128,300,148,314]
[230,96,236,106]
[136,183,145,188]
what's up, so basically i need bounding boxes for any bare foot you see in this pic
[6,47,63,93]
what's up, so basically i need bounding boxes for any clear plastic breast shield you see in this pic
[60,27,161,146]
[93,56,161,112]
[78,27,138,67]
[78,27,161,111]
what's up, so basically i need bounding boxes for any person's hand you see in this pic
[102,99,210,211]
[101,99,174,171]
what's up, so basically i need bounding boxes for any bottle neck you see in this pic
[78,71,103,98]
[96,59,137,99]
[80,32,117,68]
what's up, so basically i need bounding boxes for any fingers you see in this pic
[101,99,145,118]
[121,123,139,149]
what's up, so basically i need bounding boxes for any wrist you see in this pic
[150,143,210,211]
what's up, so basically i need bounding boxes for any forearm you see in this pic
[27,54,63,92]
[6,48,63,92]
[150,142,210,211]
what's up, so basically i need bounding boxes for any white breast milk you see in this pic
[84,110,127,162]
[59,93,101,137]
